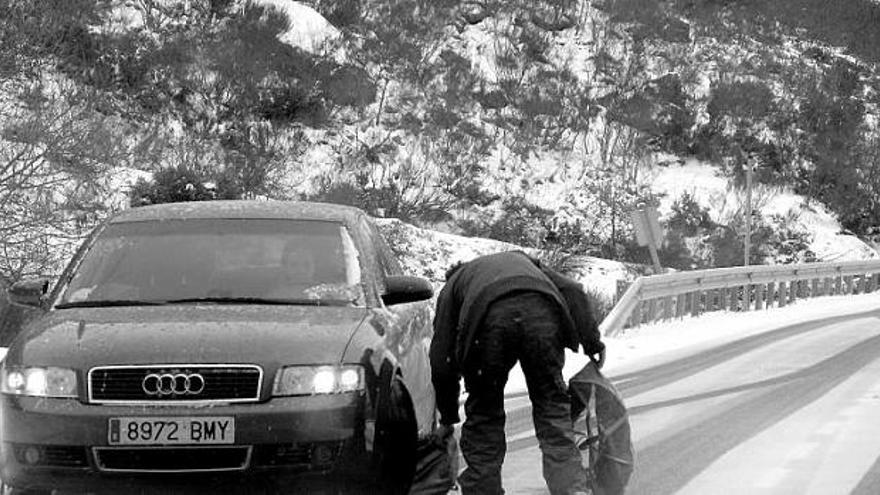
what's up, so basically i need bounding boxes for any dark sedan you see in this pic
[0,200,438,494]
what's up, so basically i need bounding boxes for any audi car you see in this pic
[0,200,438,494]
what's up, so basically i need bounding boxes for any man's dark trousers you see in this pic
[458,292,587,495]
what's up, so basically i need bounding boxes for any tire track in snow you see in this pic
[503,309,880,453]
[627,330,880,495]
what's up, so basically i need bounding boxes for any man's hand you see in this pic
[591,348,606,369]
[432,423,455,447]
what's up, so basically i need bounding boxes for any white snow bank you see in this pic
[254,0,341,54]
[376,218,537,284]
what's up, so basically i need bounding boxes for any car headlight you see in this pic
[1,367,78,398]
[272,365,364,396]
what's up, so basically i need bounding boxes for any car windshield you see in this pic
[57,218,366,307]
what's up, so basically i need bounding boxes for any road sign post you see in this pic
[745,160,753,266]
[631,205,663,274]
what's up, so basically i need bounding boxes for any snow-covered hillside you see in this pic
[368,156,879,316]
[8,0,880,283]
[257,2,880,269]
[651,159,879,262]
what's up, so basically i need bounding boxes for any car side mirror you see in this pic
[8,278,50,308]
[381,276,433,306]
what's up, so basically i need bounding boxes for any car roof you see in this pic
[109,200,366,224]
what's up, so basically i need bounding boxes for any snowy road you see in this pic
[499,300,880,494]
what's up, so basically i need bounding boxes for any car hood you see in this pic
[5,305,370,369]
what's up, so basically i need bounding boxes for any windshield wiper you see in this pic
[55,300,167,309]
[164,297,346,306]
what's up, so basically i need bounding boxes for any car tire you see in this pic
[371,364,418,495]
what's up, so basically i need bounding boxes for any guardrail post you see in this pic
[741,284,751,311]
[628,302,637,328]
[690,291,701,317]
[663,296,673,321]
[648,298,659,324]
[778,281,787,307]
[755,283,765,310]
[871,274,879,293]
[627,301,641,328]
[789,280,798,303]
[844,275,854,294]
[676,294,686,319]
[616,279,630,304]
[626,302,636,328]
[859,274,869,294]
[810,278,819,298]
[822,277,831,296]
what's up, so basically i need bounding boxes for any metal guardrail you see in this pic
[599,259,880,338]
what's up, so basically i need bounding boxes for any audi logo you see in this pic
[142,372,206,396]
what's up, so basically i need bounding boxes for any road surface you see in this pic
[498,307,880,494]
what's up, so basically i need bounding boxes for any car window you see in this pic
[58,219,366,307]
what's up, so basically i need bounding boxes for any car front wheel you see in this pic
[371,366,418,494]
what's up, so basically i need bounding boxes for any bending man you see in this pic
[430,251,605,495]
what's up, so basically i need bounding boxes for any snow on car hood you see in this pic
[6,305,370,370]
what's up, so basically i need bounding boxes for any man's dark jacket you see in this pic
[430,251,604,425]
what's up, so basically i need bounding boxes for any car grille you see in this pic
[89,365,262,403]
[93,446,251,472]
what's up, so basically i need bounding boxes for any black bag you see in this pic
[409,430,459,494]
[569,361,634,495]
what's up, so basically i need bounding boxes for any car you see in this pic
[0,200,439,494]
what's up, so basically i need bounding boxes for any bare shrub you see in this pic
[0,78,123,279]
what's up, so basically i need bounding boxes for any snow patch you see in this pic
[253,0,341,55]
[650,159,879,262]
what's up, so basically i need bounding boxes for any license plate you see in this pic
[108,417,235,445]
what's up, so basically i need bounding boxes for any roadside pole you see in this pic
[744,160,753,266]
[631,205,663,274]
